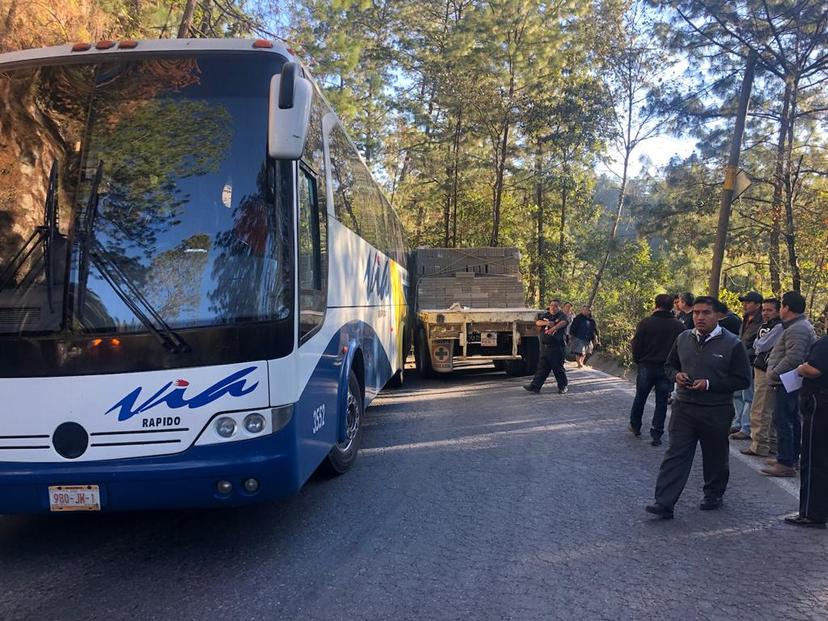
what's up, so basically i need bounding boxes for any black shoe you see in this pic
[699,497,723,511]
[650,436,663,447]
[645,503,674,519]
[523,385,540,393]
[628,424,641,437]
[784,514,827,529]
[558,386,568,394]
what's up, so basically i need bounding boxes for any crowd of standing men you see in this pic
[629,291,828,527]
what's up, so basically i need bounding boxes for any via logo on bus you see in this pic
[105,366,259,422]
[364,251,390,301]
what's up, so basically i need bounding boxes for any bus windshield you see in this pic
[0,53,292,338]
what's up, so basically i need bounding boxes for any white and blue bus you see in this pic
[0,39,411,513]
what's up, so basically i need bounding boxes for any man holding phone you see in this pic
[646,296,752,519]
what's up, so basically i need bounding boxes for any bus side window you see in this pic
[298,166,327,341]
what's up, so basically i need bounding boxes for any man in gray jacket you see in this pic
[646,296,751,519]
[762,291,817,477]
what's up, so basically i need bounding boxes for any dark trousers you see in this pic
[654,400,733,509]
[530,344,568,390]
[773,387,801,467]
[799,392,828,521]
[629,363,671,438]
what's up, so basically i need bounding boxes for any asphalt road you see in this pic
[2,363,827,621]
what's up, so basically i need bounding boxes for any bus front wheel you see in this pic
[323,370,364,475]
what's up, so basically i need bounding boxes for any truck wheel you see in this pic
[521,337,540,375]
[322,371,363,475]
[504,359,526,376]
[414,328,434,379]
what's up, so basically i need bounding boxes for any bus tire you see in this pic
[322,371,363,475]
[414,328,434,379]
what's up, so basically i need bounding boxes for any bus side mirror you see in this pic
[268,62,313,160]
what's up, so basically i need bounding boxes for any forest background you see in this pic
[1,0,826,365]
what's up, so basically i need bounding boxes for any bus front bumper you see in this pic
[0,433,300,514]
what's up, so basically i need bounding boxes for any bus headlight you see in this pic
[243,413,266,434]
[215,417,237,438]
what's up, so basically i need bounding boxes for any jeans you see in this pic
[773,387,801,467]
[732,374,754,433]
[629,364,672,438]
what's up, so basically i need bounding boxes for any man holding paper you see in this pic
[762,291,816,478]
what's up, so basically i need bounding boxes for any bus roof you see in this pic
[0,38,296,70]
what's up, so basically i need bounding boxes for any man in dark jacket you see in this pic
[715,299,742,335]
[569,306,599,369]
[730,291,764,439]
[629,294,686,446]
[784,308,828,528]
[676,292,695,330]
[646,296,751,519]
[524,299,569,394]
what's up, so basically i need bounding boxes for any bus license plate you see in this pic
[48,485,101,512]
[481,332,497,347]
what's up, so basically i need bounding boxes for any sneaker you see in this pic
[523,385,540,394]
[650,437,663,447]
[558,386,568,394]
[729,431,750,440]
[645,503,674,519]
[765,458,778,466]
[627,424,641,438]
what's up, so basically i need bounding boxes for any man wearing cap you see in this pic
[730,292,764,439]
[762,291,817,477]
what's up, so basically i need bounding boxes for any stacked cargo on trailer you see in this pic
[413,248,542,377]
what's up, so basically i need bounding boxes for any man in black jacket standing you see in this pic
[646,296,752,519]
[629,294,686,446]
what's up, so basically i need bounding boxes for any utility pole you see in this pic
[709,51,757,297]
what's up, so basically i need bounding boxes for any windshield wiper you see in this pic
[74,162,191,354]
[0,160,60,311]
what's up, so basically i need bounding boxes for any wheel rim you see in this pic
[337,387,360,452]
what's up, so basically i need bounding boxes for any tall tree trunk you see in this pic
[535,144,545,305]
[177,0,197,38]
[490,121,510,247]
[450,111,462,247]
[769,77,792,297]
[558,184,567,267]
[0,0,19,52]
[588,147,630,307]
[198,0,212,35]
[782,77,801,291]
